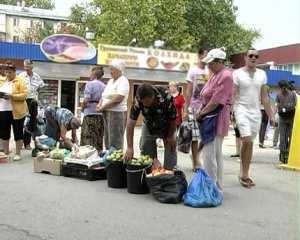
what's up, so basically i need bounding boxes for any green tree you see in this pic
[186,0,260,55]
[23,21,77,43]
[1,0,54,9]
[69,0,260,54]
[69,3,100,38]
[150,0,194,50]
[70,0,194,50]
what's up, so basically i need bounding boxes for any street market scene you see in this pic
[0,0,299,240]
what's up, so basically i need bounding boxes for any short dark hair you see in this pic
[92,66,104,79]
[198,44,209,55]
[288,81,295,90]
[136,84,155,100]
[278,80,289,89]
[246,47,258,56]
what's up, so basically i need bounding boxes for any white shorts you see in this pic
[234,109,261,140]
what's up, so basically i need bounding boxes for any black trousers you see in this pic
[0,111,25,141]
[279,119,294,154]
[23,99,38,146]
[259,109,269,145]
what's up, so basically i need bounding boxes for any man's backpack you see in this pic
[277,91,297,118]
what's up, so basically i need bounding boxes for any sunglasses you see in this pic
[248,54,259,59]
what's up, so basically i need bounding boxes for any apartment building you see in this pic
[0,3,69,43]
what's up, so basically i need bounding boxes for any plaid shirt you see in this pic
[45,106,73,130]
[19,71,44,99]
[130,86,176,135]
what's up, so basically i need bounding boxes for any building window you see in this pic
[13,18,19,27]
[39,80,59,106]
[282,64,293,72]
[0,14,5,25]
[0,34,5,41]
[13,35,19,42]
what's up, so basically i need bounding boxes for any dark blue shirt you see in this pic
[130,86,176,135]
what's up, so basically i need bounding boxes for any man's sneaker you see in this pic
[13,155,21,161]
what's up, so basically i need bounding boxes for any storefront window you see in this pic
[77,82,86,109]
[75,81,87,119]
[38,79,58,107]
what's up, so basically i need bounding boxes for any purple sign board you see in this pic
[40,34,96,63]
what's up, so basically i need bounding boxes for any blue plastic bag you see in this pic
[40,137,56,149]
[183,169,223,207]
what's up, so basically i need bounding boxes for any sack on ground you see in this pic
[49,148,70,160]
[146,170,188,204]
[183,169,223,207]
[70,145,96,159]
[35,135,56,150]
[177,122,192,153]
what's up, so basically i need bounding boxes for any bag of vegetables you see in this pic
[146,170,188,203]
[49,148,70,160]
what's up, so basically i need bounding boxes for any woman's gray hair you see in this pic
[70,117,81,129]
[24,59,33,66]
[111,59,126,73]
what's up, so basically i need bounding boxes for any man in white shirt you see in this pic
[96,59,129,150]
[233,48,275,188]
[19,59,44,149]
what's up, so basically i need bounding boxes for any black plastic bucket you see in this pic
[126,164,152,194]
[106,161,127,188]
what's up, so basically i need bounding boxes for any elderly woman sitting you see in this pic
[96,60,129,150]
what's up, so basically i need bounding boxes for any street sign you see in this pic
[98,44,198,72]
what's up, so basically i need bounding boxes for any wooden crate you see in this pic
[33,157,62,176]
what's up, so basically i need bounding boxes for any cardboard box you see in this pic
[33,157,62,176]
[0,152,8,164]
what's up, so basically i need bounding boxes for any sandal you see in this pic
[245,178,256,187]
[238,176,251,188]
[192,168,201,173]
[192,166,202,172]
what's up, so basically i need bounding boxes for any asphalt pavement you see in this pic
[0,128,299,240]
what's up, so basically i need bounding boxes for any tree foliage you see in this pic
[22,21,77,43]
[70,0,194,50]
[1,0,55,9]
[69,0,260,55]
[186,0,260,55]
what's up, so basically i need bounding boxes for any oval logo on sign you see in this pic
[40,34,96,63]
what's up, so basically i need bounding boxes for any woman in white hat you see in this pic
[96,59,129,150]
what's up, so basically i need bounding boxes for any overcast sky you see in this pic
[55,0,300,50]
